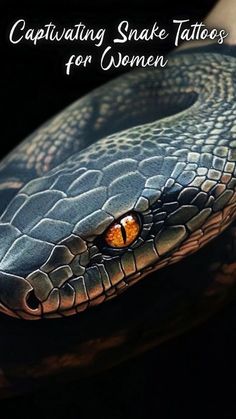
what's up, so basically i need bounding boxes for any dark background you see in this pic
[2,0,236,418]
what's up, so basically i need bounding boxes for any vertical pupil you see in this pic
[120,223,127,243]
[104,213,140,248]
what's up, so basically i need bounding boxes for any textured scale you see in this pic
[0,49,236,319]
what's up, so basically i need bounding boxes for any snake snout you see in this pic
[0,271,43,319]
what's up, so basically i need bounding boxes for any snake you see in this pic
[1,43,236,322]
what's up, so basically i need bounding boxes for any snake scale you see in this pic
[1,44,236,322]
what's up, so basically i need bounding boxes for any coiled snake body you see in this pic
[1,46,236,321]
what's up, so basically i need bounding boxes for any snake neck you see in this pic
[0,50,236,215]
[44,51,236,177]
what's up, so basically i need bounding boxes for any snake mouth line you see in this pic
[0,265,151,320]
[18,256,160,320]
[0,301,21,319]
[0,253,222,320]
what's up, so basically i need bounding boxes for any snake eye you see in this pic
[104,213,141,248]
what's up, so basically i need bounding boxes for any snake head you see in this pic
[1,51,236,319]
[0,126,235,319]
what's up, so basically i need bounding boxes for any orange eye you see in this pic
[105,213,140,248]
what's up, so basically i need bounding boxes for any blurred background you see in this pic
[2,1,236,418]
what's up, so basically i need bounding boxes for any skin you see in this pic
[206,0,236,45]
[179,0,236,50]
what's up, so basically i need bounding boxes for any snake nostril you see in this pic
[26,290,40,310]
